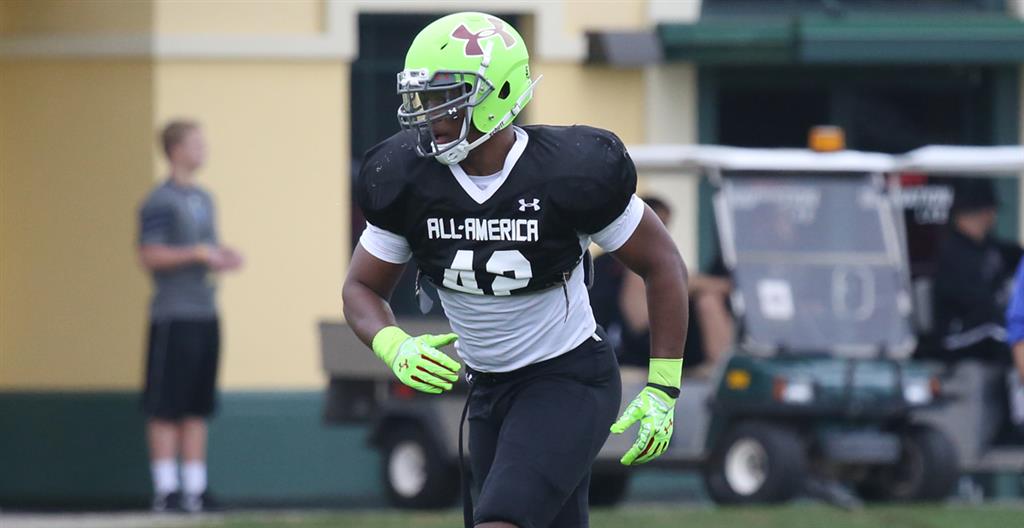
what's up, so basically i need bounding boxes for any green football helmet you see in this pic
[397,12,539,165]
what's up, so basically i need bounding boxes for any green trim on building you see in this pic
[801,15,1024,64]
[659,19,795,65]
[0,390,708,508]
[0,391,381,508]
[661,14,1024,65]
[0,392,151,507]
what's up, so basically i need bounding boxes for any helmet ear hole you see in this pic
[498,81,511,100]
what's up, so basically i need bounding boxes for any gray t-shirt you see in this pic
[138,181,218,320]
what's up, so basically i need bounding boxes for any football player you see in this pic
[342,12,688,528]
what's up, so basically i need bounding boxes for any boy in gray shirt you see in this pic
[138,120,243,512]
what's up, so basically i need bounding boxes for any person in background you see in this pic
[137,120,243,513]
[933,179,1022,363]
[591,196,733,377]
[684,250,734,377]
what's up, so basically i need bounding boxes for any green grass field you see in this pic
[189,504,1024,528]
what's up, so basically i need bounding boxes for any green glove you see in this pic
[610,358,682,465]
[372,326,461,394]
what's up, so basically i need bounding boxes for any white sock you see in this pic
[182,461,207,496]
[151,459,179,495]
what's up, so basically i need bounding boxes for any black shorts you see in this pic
[142,318,220,420]
[467,329,621,528]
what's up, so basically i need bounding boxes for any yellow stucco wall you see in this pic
[514,1,648,148]
[0,60,154,389]
[0,0,152,35]
[528,63,646,145]
[153,62,347,389]
[154,0,323,35]
[563,0,648,33]
[641,65,700,266]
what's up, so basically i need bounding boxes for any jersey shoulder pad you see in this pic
[355,131,422,234]
[540,125,637,234]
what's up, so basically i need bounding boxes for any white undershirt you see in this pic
[358,130,646,372]
[466,171,502,190]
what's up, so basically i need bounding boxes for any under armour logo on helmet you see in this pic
[518,198,540,212]
[451,17,516,56]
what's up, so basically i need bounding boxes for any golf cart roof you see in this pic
[628,144,1024,175]
[899,145,1024,175]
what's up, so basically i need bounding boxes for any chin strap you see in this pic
[435,73,543,166]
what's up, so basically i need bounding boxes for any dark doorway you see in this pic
[713,66,997,152]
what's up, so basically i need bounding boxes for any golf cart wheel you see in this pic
[703,422,807,504]
[589,470,631,507]
[857,425,958,502]
[381,425,459,509]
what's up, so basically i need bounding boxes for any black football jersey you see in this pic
[355,125,637,297]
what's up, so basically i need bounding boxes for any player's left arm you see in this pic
[609,204,689,465]
[612,204,689,361]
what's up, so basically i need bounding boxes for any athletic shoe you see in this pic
[152,491,182,513]
[182,491,221,513]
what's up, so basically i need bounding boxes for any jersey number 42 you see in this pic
[443,249,532,296]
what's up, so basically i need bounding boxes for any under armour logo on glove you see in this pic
[518,198,541,212]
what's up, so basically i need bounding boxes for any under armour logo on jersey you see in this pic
[518,198,541,212]
[451,17,516,57]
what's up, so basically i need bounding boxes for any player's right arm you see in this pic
[343,244,461,394]
[346,139,460,394]
[342,245,405,348]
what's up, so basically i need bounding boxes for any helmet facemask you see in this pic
[397,63,494,165]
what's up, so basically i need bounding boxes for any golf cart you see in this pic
[321,143,1024,508]
[629,142,1024,503]
[628,144,955,505]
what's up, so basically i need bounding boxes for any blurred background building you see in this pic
[2,0,1024,507]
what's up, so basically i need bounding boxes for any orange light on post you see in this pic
[809,125,846,152]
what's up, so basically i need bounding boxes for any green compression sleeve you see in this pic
[648,357,683,390]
